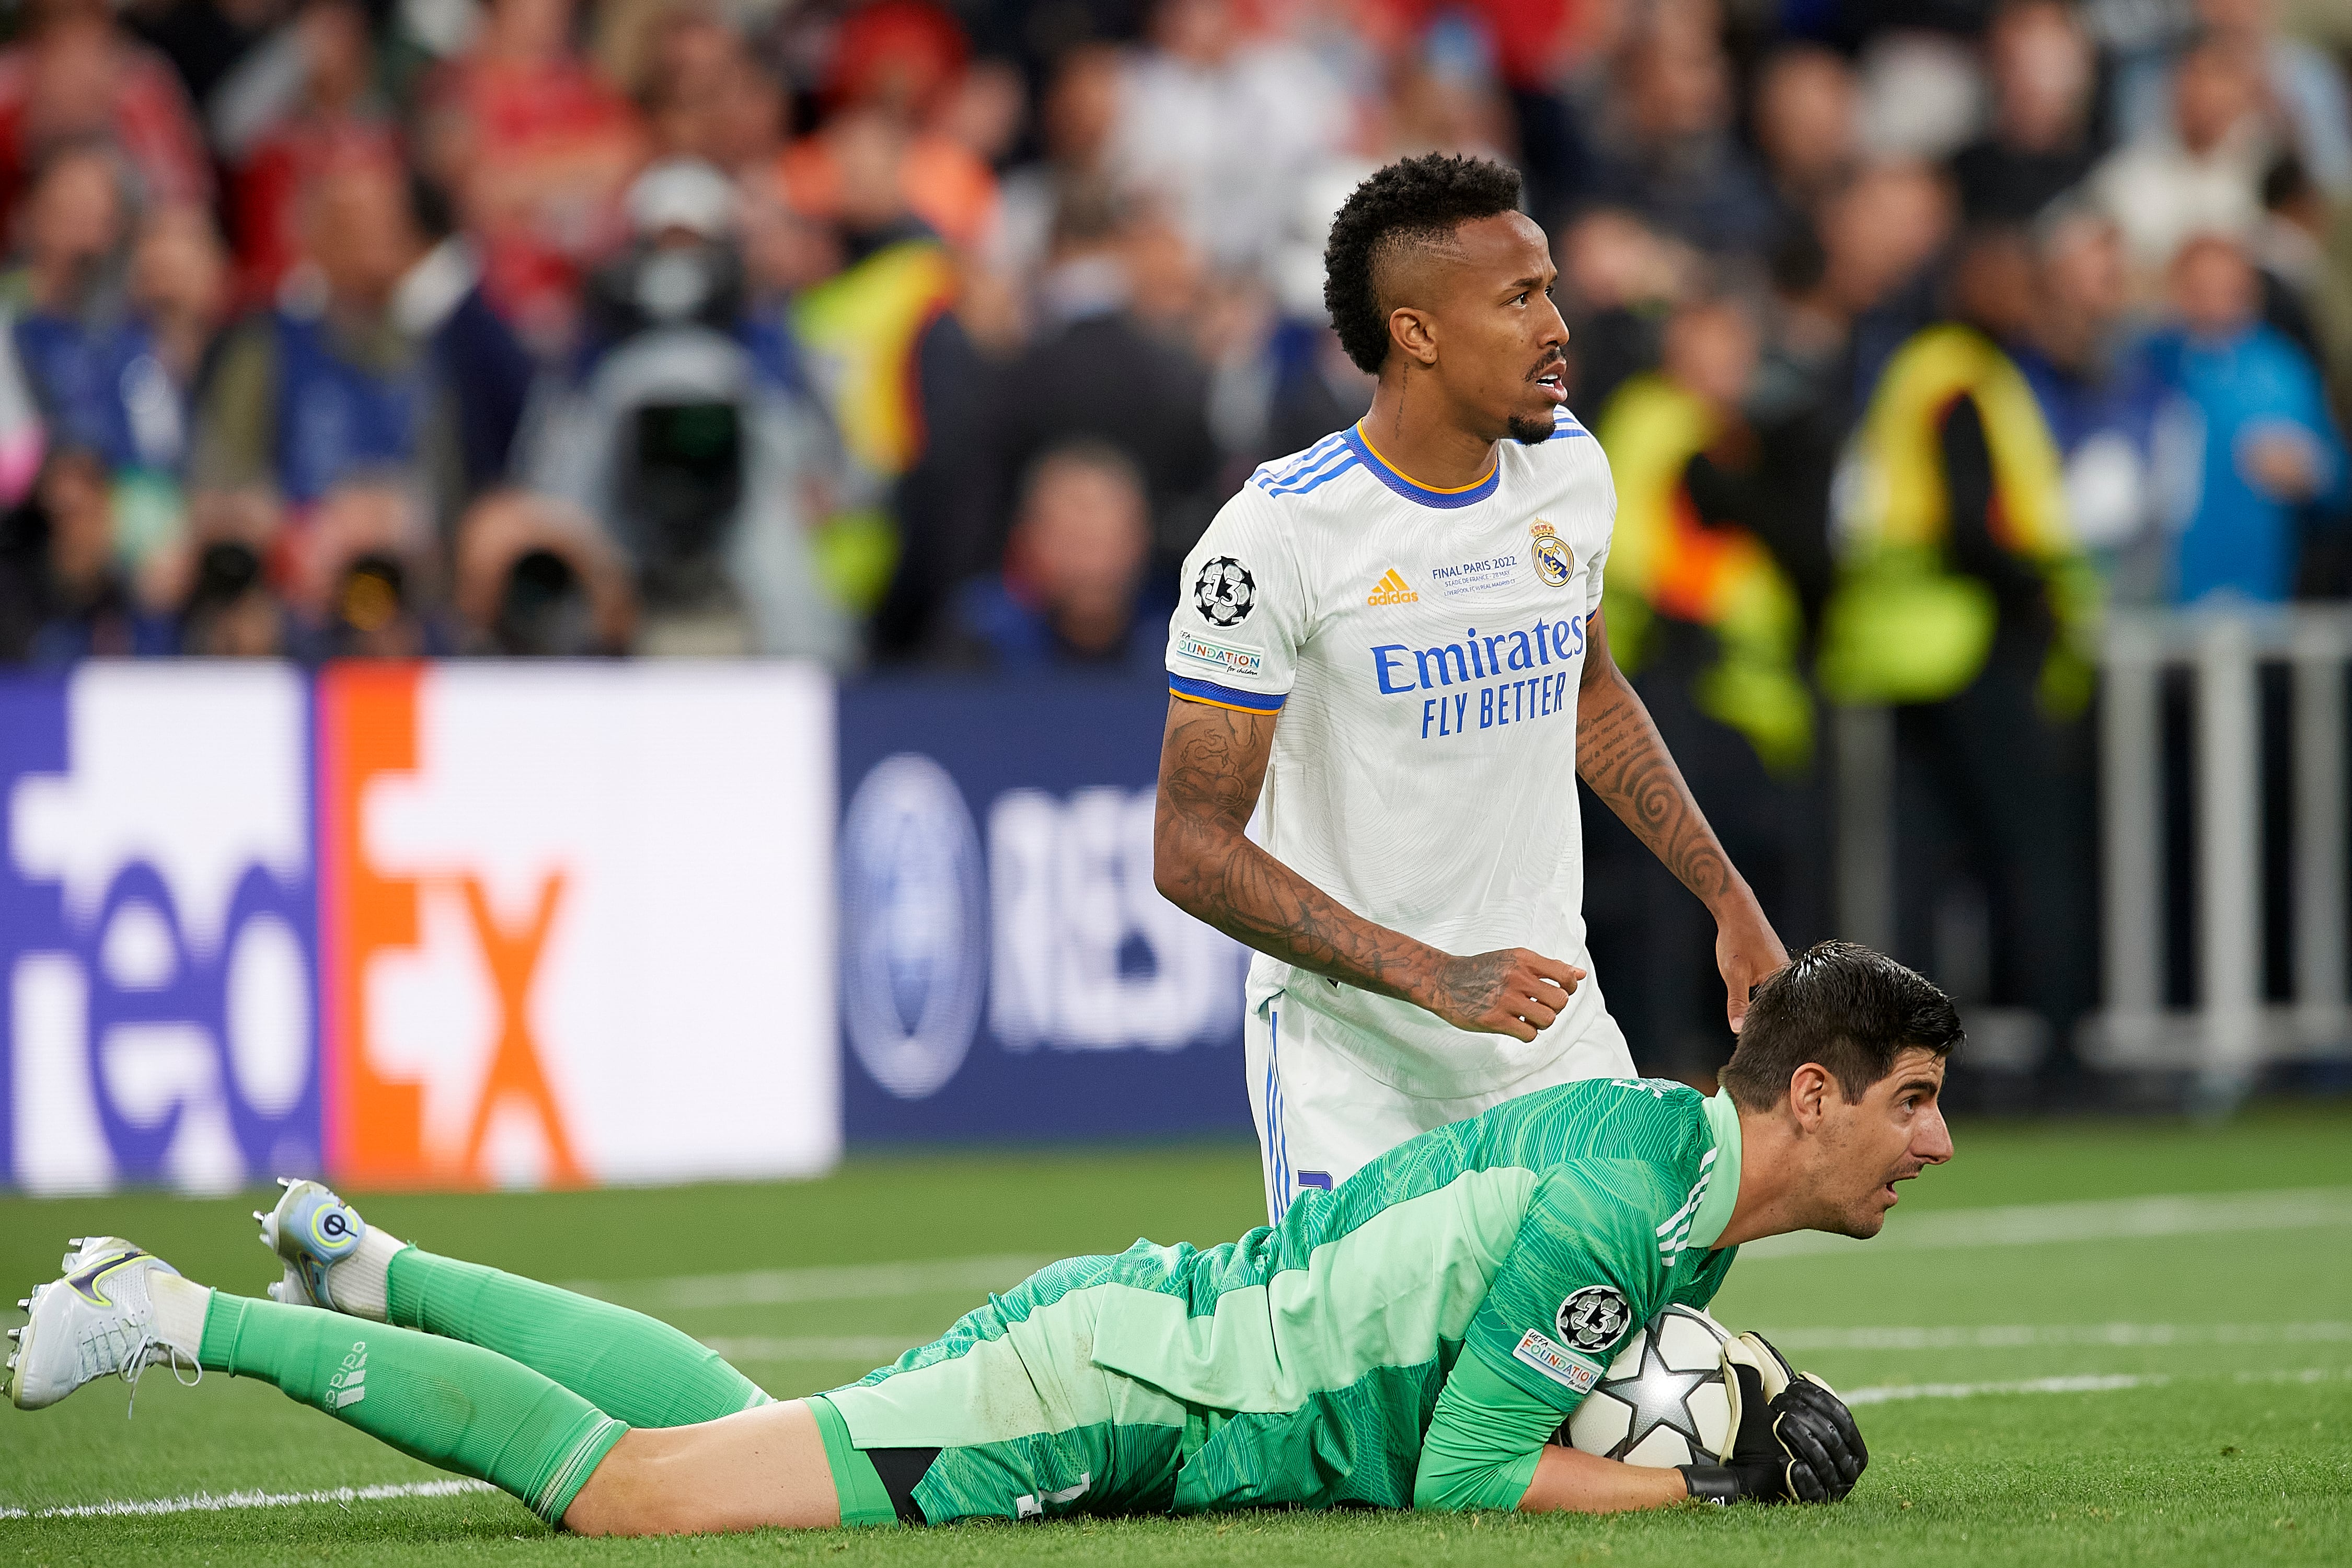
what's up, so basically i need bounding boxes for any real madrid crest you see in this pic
[1529,520,1575,589]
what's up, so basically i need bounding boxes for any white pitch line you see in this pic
[1742,1185,2352,1260]
[1843,1372,2165,1405]
[0,1478,494,1522]
[1774,1321,2352,1352]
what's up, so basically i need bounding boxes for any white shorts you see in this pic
[1243,989,1638,1226]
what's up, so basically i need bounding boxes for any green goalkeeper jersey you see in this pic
[821,1076,1743,1522]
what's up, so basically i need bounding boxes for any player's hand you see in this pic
[1712,898,1788,1034]
[1678,1332,1866,1504]
[1420,948,1584,1041]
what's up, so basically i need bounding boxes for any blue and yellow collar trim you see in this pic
[1342,423,1501,510]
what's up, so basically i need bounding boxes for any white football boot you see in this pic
[7,1240,203,1411]
[256,1177,400,1320]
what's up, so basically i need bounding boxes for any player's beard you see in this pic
[1506,412,1554,444]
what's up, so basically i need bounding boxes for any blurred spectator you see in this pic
[216,0,400,308]
[1820,227,2101,1062]
[2091,34,2270,280]
[1108,0,1349,274]
[988,184,1218,581]
[128,202,233,399]
[1764,158,1957,412]
[1950,0,2099,223]
[415,0,645,342]
[1233,164,1375,469]
[640,6,786,176]
[0,0,211,222]
[932,440,1158,670]
[1587,7,1777,255]
[1850,27,1985,164]
[293,477,448,656]
[991,44,1122,285]
[163,485,288,654]
[2251,153,2328,359]
[178,539,286,656]
[777,1,1004,253]
[452,489,636,654]
[1594,294,1822,1073]
[192,153,535,534]
[1750,44,1860,234]
[0,446,170,661]
[2,146,224,579]
[2115,0,2352,196]
[526,158,852,661]
[2014,201,2172,603]
[1555,206,1697,424]
[2149,232,2347,604]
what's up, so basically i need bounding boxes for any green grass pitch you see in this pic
[3,1107,2348,1566]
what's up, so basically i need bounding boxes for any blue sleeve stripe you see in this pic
[1169,674,1288,713]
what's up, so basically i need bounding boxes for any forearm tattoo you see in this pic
[1154,700,1437,1001]
[1575,660,1734,905]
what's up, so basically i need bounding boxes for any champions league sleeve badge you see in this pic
[1194,557,1258,626]
[1529,521,1575,588]
[1557,1285,1631,1354]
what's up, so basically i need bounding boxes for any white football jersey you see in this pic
[1165,408,1619,1100]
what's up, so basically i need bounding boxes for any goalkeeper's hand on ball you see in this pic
[1677,1331,1867,1504]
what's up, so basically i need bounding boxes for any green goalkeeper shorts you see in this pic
[811,1253,1196,1525]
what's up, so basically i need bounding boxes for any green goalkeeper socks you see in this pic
[385,1248,768,1429]
[198,1291,625,1527]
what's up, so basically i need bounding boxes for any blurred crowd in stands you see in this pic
[0,0,2347,1075]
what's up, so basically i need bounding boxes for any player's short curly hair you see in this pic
[1322,154,1525,375]
[1720,941,1963,1110]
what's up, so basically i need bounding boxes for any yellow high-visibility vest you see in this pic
[1599,374,1814,776]
[1819,324,2098,710]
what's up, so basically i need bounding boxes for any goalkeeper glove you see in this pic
[1677,1331,1868,1504]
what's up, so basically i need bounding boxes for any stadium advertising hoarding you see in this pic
[0,663,837,1194]
[837,677,1251,1142]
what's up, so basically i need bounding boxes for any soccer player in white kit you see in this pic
[1154,154,1790,1223]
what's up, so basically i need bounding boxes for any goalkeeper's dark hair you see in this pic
[1323,154,1524,375]
[1719,942,1962,1110]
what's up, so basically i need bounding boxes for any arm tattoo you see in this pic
[1575,631,1735,904]
[1431,949,1515,1020]
[1153,698,1442,1003]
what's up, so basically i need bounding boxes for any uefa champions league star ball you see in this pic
[1559,1305,1735,1467]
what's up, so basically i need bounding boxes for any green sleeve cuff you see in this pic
[808,1394,903,1528]
[1413,1348,1562,1513]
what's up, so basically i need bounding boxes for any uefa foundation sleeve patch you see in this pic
[1511,1328,1602,1394]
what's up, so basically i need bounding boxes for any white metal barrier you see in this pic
[1829,606,2352,1089]
[2083,606,2352,1083]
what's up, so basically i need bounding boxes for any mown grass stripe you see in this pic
[561,1253,1052,1310]
[550,1189,2352,1313]
[10,1367,2345,1522]
[1777,1321,2352,1351]
[699,1334,910,1364]
[1744,1186,2352,1259]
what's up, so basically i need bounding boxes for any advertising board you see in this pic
[836,677,1252,1142]
[0,662,838,1193]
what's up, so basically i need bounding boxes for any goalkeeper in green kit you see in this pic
[8,942,1955,1530]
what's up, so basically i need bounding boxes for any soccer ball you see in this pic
[1558,1305,1734,1467]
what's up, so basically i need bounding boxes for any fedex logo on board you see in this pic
[0,662,838,1195]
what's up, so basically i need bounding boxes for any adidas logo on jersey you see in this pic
[1366,569,1420,606]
